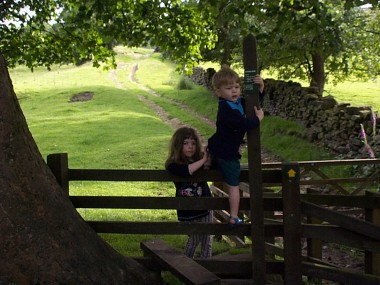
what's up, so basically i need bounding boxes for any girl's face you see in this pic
[216,81,241,103]
[182,138,197,159]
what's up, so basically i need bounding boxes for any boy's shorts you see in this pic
[216,157,240,186]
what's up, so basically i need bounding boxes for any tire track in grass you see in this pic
[110,61,212,144]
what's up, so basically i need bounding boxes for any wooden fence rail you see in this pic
[47,153,380,285]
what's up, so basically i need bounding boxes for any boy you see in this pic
[208,65,264,227]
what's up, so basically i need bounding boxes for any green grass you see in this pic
[260,116,330,161]
[324,79,380,113]
[9,46,379,263]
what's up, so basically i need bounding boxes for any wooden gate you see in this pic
[48,153,380,284]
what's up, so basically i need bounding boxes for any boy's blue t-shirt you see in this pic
[226,98,244,115]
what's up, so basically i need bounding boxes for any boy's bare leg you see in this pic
[228,185,240,222]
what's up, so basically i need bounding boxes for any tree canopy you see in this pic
[1,0,379,91]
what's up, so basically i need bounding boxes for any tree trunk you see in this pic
[221,39,232,66]
[0,54,161,284]
[310,52,325,97]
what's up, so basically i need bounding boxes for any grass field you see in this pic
[325,79,379,113]
[8,46,379,281]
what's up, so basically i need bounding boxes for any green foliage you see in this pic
[257,1,379,91]
[177,76,194,90]
[2,0,379,86]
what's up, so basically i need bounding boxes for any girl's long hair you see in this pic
[165,127,203,168]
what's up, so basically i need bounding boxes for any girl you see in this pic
[165,127,213,258]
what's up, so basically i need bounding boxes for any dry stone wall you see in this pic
[190,67,380,159]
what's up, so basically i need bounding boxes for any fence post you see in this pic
[282,162,302,285]
[47,153,69,193]
[243,34,266,285]
[365,191,380,275]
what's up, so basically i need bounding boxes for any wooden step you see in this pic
[141,239,221,285]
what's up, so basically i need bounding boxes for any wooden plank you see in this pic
[196,256,283,277]
[301,194,380,208]
[351,168,380,195]
[243,158,380,169]
[302,261,380,285]
[301,201,380,241]
[86,220,283,236]
[141,239,220,285]
[49,152,380,188]
[303,164,350,194]
[88,221,251,235]
[71,196,231,210]
[220,280,257,285]
[365,191,380,275]
[70,196,285,211]
[67,165,380,188]
[196,255,253,279]
[299,177,380,185]
[69,194,380,211]
[68,168,282,184]
[131,256,163,271]
[243,33,266,285]
[302,224,380,252]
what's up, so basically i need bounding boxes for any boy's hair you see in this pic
[165,127,203,168]
[212,64,241,90]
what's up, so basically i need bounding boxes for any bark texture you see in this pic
[0,55,161,285]
[310,52,325,96]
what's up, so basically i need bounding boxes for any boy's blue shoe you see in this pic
[228,216,242,227]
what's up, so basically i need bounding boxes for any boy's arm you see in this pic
[254,75,264,93]
[254,106,264,121]
[254,75,265,106]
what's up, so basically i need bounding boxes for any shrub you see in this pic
[177,76,194,90]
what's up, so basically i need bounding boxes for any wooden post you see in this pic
[365,191,380,275]
[47,153,69,193]
[243,34,266,285]
[282,162,302,285]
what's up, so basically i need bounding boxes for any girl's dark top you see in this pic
[166,162,212,221]
[208,95,264,161]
